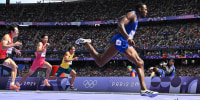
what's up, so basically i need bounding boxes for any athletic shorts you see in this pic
[30,59,45,71]
[55,66,72,77]
[0,58,8,64]
[110,34,132,53]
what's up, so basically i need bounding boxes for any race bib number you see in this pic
[129,30,136,39]
[116,40,121,46]
[6,47,13,54]
[69,61,72,65]
[41,51,46,57]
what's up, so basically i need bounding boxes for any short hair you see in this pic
[135,3,146,11]
[41,34,48,39]
[7,23,18,32]
[153,67,157,72]
[68,46,75,51]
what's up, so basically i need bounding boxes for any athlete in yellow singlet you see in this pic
[55,46,78,90]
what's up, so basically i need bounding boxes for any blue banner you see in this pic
[1,77,200,93]
[11,54,200,61]
[73,77,109,91]
[1,14,199,26]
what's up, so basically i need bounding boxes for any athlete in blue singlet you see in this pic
[76,3,158,97]
[110,12,138,53]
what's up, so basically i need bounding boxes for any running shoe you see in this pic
[75,38,91,45]
[43,80,51,87]
[9,84,20,90]
[140,90,158,97]
[70,86,77,91]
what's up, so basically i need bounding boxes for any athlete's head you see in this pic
[41,34,48,43]
[153,67,159,72]
[127,65,132,72]
[135,3,147,18]
[68,46,75,54]
[7,23,19,37]
[169,59,175,66]
[149,67,154,72]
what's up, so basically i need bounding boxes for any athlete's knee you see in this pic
[72,72,76,76]
[95,59,105,67]
[47,65,52,70]
[10,64,18,71]
[12,62,18,68]
[98,54,102,59]
[137,60,144,68]
[71,71,76,76]
[74,71,76,75]
[14,65,18,69]
[94,53,105,67]
[49,65,52,69]
[97,62,105,68]
[11,65,18,71]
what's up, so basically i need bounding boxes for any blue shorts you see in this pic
[110,34,132,53]
[55,66,72,77]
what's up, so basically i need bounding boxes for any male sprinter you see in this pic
[55,46,78,90]
[76,3,158,97]
[18,34,52,88]
[0,23,22,90]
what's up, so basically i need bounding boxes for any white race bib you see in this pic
[69,61,72,65]
[6,47,13,54]
[116,40,122,46]
[41,51,46,57]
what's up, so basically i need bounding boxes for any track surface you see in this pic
[0,90,200,100]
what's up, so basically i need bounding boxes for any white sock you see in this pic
[10,82,14,86]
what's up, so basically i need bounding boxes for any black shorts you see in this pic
[0,58,8,64]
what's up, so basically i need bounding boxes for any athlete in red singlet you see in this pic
[18,34,52,88]
[0,24,22,90]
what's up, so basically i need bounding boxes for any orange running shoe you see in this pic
[16,82,21,89]
[9,84,20,90]
[43,80,51,86]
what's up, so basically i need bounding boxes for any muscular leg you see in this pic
[43,61,52,79]
[70,70,76,86]
[85,42,118,67]
[123,47,147,90]
[19,69,34,84]
[3,58,18,83]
